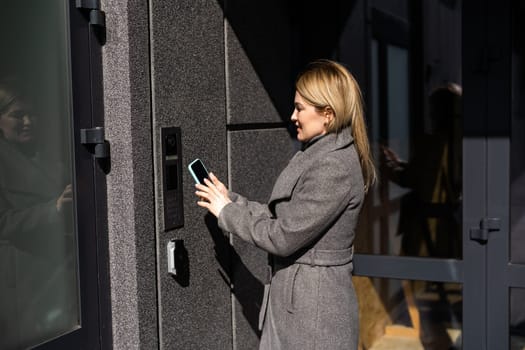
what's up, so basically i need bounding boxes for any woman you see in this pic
[195,60,375,349]
[0,81,75,348]
[0,82,72,242]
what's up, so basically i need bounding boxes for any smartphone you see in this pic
[188,158,210,185]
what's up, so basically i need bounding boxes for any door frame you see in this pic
[35,1,111,348]
[485,1,525,349]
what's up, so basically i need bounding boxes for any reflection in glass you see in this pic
[511,289,525,350]
[0,1,79,349]
[355,276,462,349]
[356,1,463,259]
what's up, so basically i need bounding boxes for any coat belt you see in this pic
[259,247,355,331]
[274,246,354,268]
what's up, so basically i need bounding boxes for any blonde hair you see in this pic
[296,59,376,191]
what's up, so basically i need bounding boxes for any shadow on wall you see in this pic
[211,0,361,338]
[205,214,264,336]
[216,0,358,126]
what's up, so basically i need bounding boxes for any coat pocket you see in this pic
[285,264,302,314]
[258,283,271,331]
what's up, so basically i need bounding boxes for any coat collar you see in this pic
[268,126,354,204]
[301,126,354,156]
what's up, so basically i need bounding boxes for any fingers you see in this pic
[209,173,225,190]
[209,172,226,190]
[195,183,208,191]
[195,189,210,200]
[196,200,210,209]
[196,181,220,203]
[195,175,230,218]
[203,178,221,196]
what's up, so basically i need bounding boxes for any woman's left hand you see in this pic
[195,178,232,218]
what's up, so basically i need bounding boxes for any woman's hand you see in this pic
[381,144,404,169]
[209,172,229,198]
[56,184,73,213]
[195,173,232,218]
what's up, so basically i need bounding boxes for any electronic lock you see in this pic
[161,127,184,230]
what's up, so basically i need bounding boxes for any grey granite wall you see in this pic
[224,2,298,349]
[102,0,158,349]
[149,0,231,348]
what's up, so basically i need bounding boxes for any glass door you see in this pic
[0,2,80,348]
[353,1,477,349]
[354,1,525,349]
[0,1,109,348]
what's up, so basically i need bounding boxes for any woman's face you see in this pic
[0,101,34,144]
[291,92,330,142]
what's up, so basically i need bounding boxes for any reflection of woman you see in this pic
[0,81,75,348]
[0,82,72,244]
[196,60,375,349]
[382,83,462,258]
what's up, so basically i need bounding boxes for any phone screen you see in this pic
[188,159,209,184]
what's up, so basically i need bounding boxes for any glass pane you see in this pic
[357,1,463,259]
[511,288,525,350]
[0,1,80,349]
[355,276,462,349]
[510,0,525,264]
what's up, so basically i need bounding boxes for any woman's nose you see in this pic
[22,114,32,125]
[291,110,297,122]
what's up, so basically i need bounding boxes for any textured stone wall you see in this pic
[101,0,366,348]
[102,0,158,348]
[149,0,232,348]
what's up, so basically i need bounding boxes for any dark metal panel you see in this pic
[486,1,512,349]
[461,1,489,349]
[487,138,510,350]
[353,254,463,282]
[84,2,113,347]
[461,139,488,350]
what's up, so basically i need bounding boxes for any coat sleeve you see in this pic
[228,190,273,218]
[0,196,61,241]
[218,156,355,257]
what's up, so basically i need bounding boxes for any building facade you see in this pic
[0,0,524,349]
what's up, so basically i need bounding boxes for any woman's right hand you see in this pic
[56,184,73,213]
[209,172,229,198]
[195,176,232,218]
[381,145,404,169]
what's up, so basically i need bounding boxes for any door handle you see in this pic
[469,217,501,244]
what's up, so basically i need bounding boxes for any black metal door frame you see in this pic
[485,1,525,349]
[36,1,111,348]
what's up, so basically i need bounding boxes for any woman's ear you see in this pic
[324,107,334,125]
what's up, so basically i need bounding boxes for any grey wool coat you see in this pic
[0,137,76,348]
[218,126,364,350]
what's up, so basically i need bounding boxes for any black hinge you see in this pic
[81,127,111,174]
[76,0,106,45]
[469,217,501,244]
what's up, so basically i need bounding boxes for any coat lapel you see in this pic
[0,138,60,199]
[268,127,354,204]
